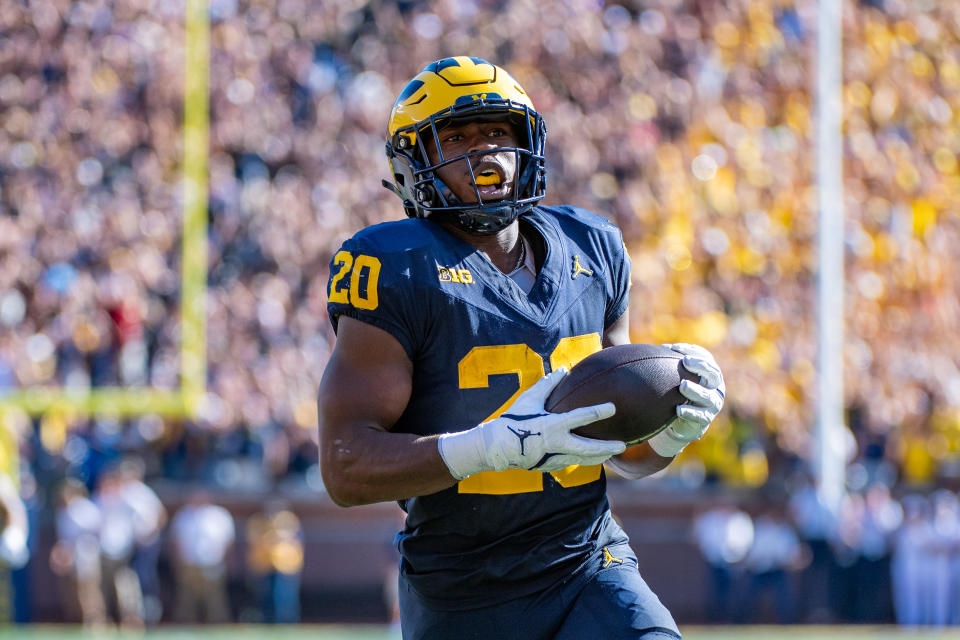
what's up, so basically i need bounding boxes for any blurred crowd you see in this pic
[4,0,960,493]
[46,458,303,627]
[694,476,960,626]
[2,0,960,625]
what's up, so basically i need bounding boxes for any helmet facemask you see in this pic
[385,97,547,235]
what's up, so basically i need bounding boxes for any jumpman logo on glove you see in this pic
[438,368,625,478]
[506,425,541,455]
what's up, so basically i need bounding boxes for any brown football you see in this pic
[545,343,697,445]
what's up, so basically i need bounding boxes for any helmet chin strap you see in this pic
[427,204,518,235]
[455,204,520,235]
[432,178,522,234]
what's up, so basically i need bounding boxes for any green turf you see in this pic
[4,625,960,640]
[0,626,392,640]
[683,626,960,640]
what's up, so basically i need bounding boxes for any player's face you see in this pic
[424,120,519,204]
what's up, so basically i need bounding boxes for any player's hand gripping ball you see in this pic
[649,342,724,457]
[438,368,626,479]
[545,343,723,448]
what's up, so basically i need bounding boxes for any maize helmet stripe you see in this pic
[389,56,535,144]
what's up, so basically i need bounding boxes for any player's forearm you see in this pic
[605,443,673,480]
[320,425,458,506]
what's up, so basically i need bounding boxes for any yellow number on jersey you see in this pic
[329,251,381,310]
[456,334,604,495]
[350,254,381,310]
[329,251,353,304]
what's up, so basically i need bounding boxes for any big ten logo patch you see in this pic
[437,265,474,284]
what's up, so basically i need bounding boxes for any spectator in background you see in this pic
[50,479,105,627]
[738,507,801,624]
[853,482,902,622]
[169,490,235,623]
[0,474,28,623]
[951,491,960,626]
[891,494,930,626]
[788,472,838,622]
[246,500,303,623]
[830,491,866,622]
[926,490,960,626]
[93,466,143,628]
[118,458,166,625]
[692,499,753,622]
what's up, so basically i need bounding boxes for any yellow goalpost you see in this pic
[0,0,210,476]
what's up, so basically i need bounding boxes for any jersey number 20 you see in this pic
[458,333,604,495]
[330,251,380,310]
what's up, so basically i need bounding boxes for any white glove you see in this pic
[648,343,725,458]
[438,367,626,479]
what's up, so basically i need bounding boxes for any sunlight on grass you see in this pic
[5,624,960,640]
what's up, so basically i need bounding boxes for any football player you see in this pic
[319,57,724,639]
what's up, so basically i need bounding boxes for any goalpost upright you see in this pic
[815,0,846,511]
[0,0,210,466]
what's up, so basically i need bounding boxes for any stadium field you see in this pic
[4,626,960,640]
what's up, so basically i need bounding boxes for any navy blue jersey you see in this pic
[327,205,632,609]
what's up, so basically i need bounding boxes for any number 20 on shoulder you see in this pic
[330,251,381,310]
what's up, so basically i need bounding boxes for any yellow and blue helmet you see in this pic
[383,56,547,234]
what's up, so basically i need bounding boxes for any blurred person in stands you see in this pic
[737,507,802,623]
[93,465,143,628]
[0,474,28,623]
[169,490,235,623]
[891,494,930,626]
[318,57,724,640]
[692,499,753,622]
[830,491,867,622]
[118,458,166,625]
[246,500,303,623]
[951,491,960,626]
[927,490,960,626]
[853,482,902,622]
[788,471,838,622]
[50,479,106,627]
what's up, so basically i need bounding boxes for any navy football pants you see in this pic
[398,543,681,640]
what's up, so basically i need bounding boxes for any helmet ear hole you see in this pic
[416,185,435,203]
[392,133,412,150]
